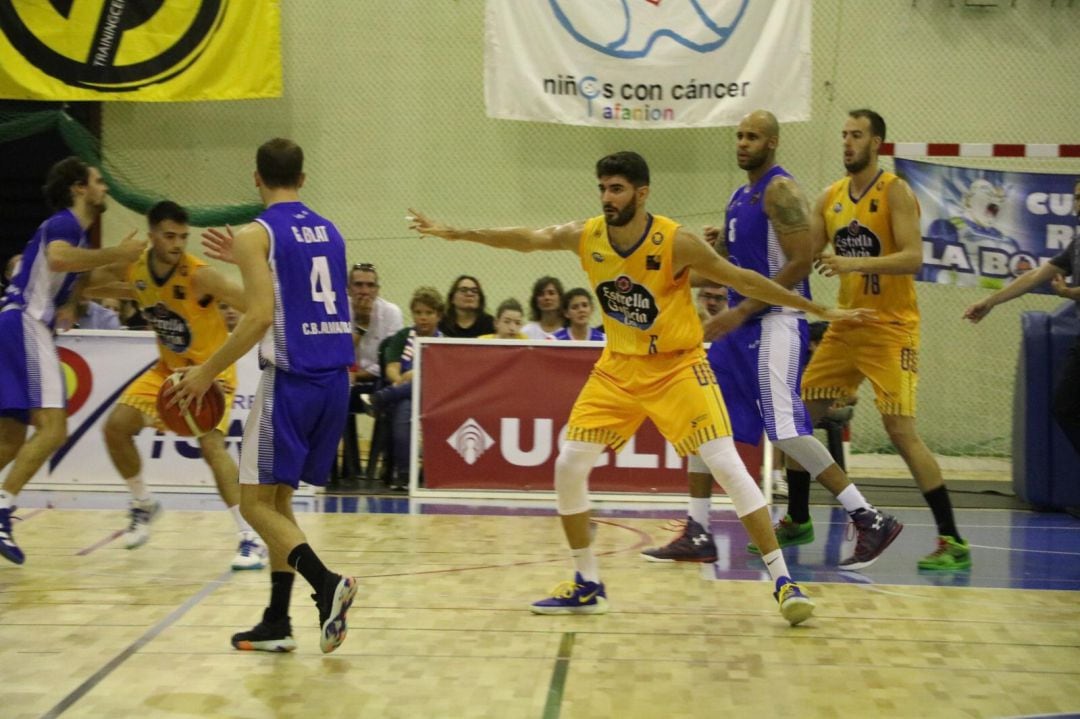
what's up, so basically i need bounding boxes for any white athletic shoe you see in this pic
[231,532,268,570]
[122,499,162,550]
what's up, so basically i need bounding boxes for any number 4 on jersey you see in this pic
[309,256,338,314]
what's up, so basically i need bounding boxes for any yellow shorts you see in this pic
[117,360,236,433]
[566,348,732,457]
[802,322,919,416]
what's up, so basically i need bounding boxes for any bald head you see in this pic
[735,110,779,174]
[742,110,779,139]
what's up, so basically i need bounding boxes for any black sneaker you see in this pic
[838,508,904,570]
[313,574,359,654]
[231,610,296,652]
[640,517,717,563]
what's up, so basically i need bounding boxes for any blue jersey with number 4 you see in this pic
[254,201,354,376]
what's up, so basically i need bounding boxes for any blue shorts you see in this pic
[239,365,348,488]
[0,309,66,423]
[706,313,813,445]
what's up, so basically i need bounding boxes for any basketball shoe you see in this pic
[774,577,815,626]
[122,499,162,549]
[0,507,24,565]
[315,574,359,654]
[231,609,297,652]
[746,514,815,554]
[917,535,972,571]
[231,532,268,570]
[530,572,608,615]
[838,508,903,570]
[640,518,717,562]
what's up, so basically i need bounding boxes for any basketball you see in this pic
[156,373,226,437]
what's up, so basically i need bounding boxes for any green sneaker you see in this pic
[917,535,972,570]
[747,515,815,555]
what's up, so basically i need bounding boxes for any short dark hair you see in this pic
[42,156,90,211]
[495,298,523,319]
[529,275,565,321]
[410,286,445,315]
[147,200,189,228]
[256,138,304,189]
[561,287,594,313]
[848,109,887,142]
[596,151,650,187]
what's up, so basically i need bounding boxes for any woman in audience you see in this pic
[550,287,605,341]
[438,274,494,337]
[372,286,445,490]
[522,275,566,339]
[479,298,528,340]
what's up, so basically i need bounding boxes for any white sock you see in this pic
[762,548,790,584]
[688,497,711,528]
[0,490,15,510]
[228,504,253,534]
[125,474,152,503]
[771,469,785,484]
[837,484,872,514]
[571,545,599,583]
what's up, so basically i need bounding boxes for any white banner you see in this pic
[30,331,262,491]
[484,0,811,129]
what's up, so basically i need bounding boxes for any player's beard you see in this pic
[605,197,637,227]
[844,148,870,174]
[738,148,769,173]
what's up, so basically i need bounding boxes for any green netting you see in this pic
[0,109,260,226]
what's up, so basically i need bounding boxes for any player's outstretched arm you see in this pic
[201,225,238,264]
[963,262,1063,323]
[674,229,869,323]
[47,230,146,272]
[82,262,136,300]
[407,209,582,253]
[192,266,248,313]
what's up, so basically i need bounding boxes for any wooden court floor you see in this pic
[1,500,1078,719]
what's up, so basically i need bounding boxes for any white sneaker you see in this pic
[122,499,162,550]
[231,533,268,570]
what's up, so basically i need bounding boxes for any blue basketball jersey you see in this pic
[254,201,354,376]
[724,165,811,317]
[2,209,87,328]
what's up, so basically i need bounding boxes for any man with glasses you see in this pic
[349,263,403,387]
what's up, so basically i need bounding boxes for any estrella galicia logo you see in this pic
[145,302,192,353]
[549,1,749,58]
[0,0,226,91]
[596,274,659,330]
[834,222,882,258]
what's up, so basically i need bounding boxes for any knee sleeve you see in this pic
[772,435,835,479]
[553,441,604,515]
[687,452,708,474]
[697,437,766,517]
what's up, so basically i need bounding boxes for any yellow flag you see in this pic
[0,0,281,101]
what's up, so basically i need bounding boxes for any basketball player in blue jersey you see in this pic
[171,139,358,653]
[0,157,146,565]
[642,111,902,569]
[410,151,873,626]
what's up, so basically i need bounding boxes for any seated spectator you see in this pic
[438,274,494,338]
[522,275,565,339]
[371,286,445,490]
[550,287,605,341]
[696,282,727,324]
[349,262,403,384]
[479,298,529,340]
[120,298,150,330]
[74,299,122,329]
[218,301,241,332]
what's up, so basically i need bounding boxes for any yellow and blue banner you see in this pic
[0,0,281,102]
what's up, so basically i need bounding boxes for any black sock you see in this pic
[266,571,294,623]
[785,470,812,524]
[923,486,961,541]
[287,543,332,594]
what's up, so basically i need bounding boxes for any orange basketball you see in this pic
[156,373,226,437]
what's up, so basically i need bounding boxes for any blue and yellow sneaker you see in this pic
[773,577,814,626]
[0,507,24,565]
[530,572,608,615]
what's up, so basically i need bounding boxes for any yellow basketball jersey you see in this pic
[127,251,230,369]
[578,214,702,355]
[822,171,920,326]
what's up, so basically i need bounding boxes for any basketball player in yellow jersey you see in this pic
[800,110,970,570]
[85,201,267,570]
[409,151,870,626]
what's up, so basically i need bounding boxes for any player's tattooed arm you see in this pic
[764,176,811,237]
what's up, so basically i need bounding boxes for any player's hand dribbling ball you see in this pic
[157,373,226,436]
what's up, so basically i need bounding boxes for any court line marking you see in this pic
[39,568,231,719]
[75,530,123,556]
[543,632,575,719]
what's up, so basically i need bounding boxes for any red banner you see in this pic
[418,341,761,493]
